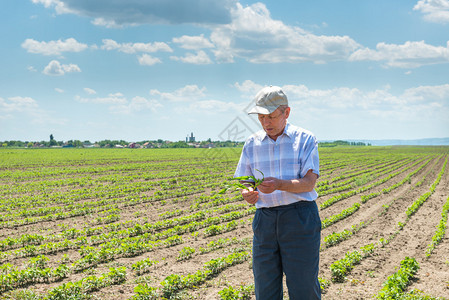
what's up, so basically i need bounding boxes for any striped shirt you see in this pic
[234,122,319,208]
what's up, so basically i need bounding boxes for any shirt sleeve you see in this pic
[234,142,253,178]
[299,134,320,178]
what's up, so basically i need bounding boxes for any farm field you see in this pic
[0,146,448,300]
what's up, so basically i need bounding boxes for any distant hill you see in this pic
[343,138,449,146]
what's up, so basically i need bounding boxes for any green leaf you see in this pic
[219,169,264,194]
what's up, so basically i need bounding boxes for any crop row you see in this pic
[327,154,447,294]
[1,173,214,216]
[318,156,439,251]
[317,155,399,186]
[375,257,420,299]
[317,156,412,195]
[71,213,251,273]
[5,266,127,300]
[318,150,399,178]
[406,156,447,218]
[322,221,366,248]
[0,165,227,201]
[0,194,243,254]
[0,149,237,180]
[320,156,429,209]
[0,184,208,229]
[425,194,449,257]
[0,204,254,262]
[360,156,433,203]
[414,154,444,187]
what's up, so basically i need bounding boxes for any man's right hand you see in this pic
[241,187,259,205]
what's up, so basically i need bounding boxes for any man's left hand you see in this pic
[258,177,280,194]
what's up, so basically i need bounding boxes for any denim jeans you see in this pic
[252,201,322,300]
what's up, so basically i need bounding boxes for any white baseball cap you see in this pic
[248,85,288,115]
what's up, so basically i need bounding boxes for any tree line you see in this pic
[319,140,371,147]
[0,138,244,149]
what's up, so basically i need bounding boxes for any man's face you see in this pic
[257,107,290,140]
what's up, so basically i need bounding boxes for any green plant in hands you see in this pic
[219,169,264,194]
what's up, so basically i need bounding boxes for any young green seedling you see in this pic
[219,169,264,194]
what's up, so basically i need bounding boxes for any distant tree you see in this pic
[334,140,350,146]
[49,134,57,146]
[168,141,192,148]
[98,140,111,147]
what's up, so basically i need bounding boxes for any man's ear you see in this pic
[285,107,291,118]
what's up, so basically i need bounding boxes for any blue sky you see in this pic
[1,0,448,143]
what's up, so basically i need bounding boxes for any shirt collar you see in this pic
[284,122,294,138]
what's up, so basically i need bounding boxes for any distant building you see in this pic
[186,132,195,143]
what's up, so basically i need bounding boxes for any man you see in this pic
[234,85,321,300]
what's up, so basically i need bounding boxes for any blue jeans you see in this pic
[252,201,321,300]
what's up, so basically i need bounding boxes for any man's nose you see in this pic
[262,118,272,126]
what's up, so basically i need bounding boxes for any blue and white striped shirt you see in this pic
[234,122,320,208]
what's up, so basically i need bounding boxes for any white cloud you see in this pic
[75,92,127,104]
[84,88,97,95]
[22,38,88,56]
[175,99,241,115]
[33,0,237,26]
[61,64,81,73]
[75,92,162,114]
[31,1,360,66]
[234,80,263,96]
[235,80,449,123]
[31,0,55,7]
[110,96,163,114]
[414,0,449,24]
[0,96,39,113]
[192,100,231,112]
[170,50,212,64]
[55,88,64,93]
[101,39,172,54]
[150,85,206,102]
[283,84,407,112]
[91,18,126,29]
[172,34,214,50]
[29,0,448,70]
[138,54,162,66]
[349,40,449,68]
[0,96,68,126]
[31,0,71,14]
[210,3,361,64]
[401,84,449,102]
[42,60,81,76]
[273,82,449,140]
